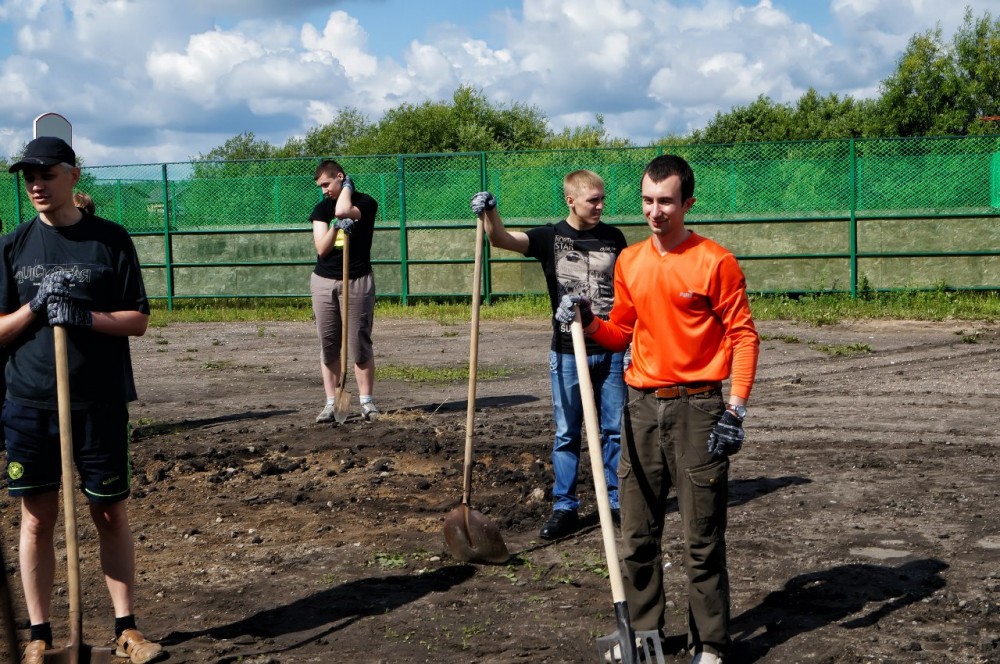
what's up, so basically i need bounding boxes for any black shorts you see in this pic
[3,400,131,503]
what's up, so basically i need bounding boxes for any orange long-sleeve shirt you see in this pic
[590,232,759,400]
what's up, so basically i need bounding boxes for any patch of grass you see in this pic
[369,552,407,570]
[956,329,980,344]
[376,364,511,383]
[145,290,998,328]
[807,341,872,357]
[750,290,1000,325]
[760,333,800,344]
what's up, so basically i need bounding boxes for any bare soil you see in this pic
[2,316,999,663]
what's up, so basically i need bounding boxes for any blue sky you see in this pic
[0,0,994,165]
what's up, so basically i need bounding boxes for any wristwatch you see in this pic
[726,404,747,420]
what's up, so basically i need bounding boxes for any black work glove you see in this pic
[470,191,497,215]
[29,270,75,314]
[707,411,745,458]
[47,296,92,328]
[553,294,594,327]
[335,218,356,234]
[341,175,355,192]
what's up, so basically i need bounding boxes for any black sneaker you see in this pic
[539,510,579,540]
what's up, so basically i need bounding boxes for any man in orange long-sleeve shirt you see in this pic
[556,155,759,664]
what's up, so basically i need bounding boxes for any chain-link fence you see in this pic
[2,135,998,306]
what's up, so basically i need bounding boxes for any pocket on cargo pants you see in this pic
[684,456,729,540]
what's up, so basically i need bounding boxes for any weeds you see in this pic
[376,364,512,383]
[368,552,407,570]
[808,341,872,357]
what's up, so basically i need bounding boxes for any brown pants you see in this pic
[618,385,731,657]
[310,271,375,366]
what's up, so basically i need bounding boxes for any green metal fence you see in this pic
[2,135,999,307]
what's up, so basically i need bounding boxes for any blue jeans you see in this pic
[548,350,625,512]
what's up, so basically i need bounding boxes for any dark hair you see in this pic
[641,155,695,202]
[314,159,345,180]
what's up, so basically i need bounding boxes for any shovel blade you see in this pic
[42,644,116,664]
[333,387,351,424]
[443,505,509,564]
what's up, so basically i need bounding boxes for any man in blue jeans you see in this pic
[471,171,628,539]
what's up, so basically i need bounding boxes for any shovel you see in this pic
[333,232,352,424]
[570,311,665,664]
[442,216,509,565]
[44,326,115,663]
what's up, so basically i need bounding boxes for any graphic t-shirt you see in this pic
[0,214,149,408]
[525,220,627,354]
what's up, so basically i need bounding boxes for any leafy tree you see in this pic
[276,107,373,157]
[689,95,796,144]
[346,85,550,154]
[872,8,1000,137]
[542,115,632,149]
[194,131,277,162]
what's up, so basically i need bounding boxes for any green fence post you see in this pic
[849,139,858,299]
[161,164,175,311]
[397,155,409,305]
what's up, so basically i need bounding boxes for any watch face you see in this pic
[731,405,747,419]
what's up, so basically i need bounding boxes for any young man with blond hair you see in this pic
[471,170,627,540]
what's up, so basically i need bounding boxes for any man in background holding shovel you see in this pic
[309,159,380,423]
[557,155,759,663]
[471,170,628,541]
[0,137,162,663]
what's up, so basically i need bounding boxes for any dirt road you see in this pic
[1,316,998,663]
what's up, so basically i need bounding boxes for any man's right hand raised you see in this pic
[470,192,497,215]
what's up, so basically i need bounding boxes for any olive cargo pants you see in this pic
[618,386,731,656]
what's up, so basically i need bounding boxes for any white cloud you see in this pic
[1,0,998,164]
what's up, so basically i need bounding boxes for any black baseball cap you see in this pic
[8,136,77,173]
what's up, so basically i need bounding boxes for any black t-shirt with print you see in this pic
[525,220,627,354]
[0,214,149,408]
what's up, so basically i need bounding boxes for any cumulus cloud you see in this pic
[0,0,994,164]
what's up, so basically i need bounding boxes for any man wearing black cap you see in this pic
[1,137,164,663]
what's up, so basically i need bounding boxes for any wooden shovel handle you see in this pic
[570,311,629,604]
[339,232,350,392]
[462,216,485,506]
[54,325,83,647]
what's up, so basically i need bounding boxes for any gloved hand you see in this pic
[341,175,355,192]
[553,294,594,327]
[470,191,497,215]
[29,271,75,314]
[706,411,745,458]
[47,296,92,328]
[335,218,356,234]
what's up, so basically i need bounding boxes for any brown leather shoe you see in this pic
[115,629,165,664]
[21,640,46,664]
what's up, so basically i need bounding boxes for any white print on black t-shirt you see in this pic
[554,234,616,333]
[14,263,93,287]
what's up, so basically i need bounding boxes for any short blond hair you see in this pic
[563,170,604,199]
